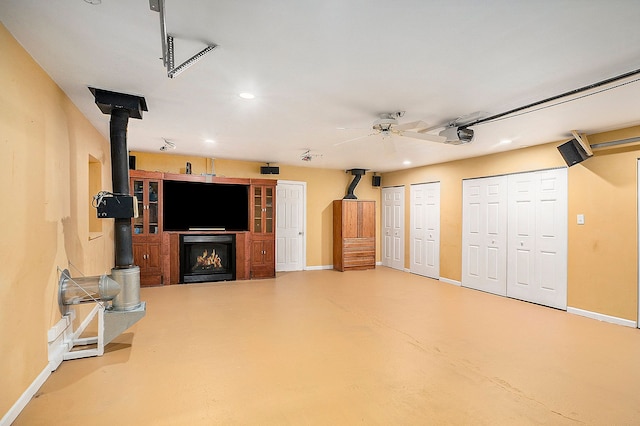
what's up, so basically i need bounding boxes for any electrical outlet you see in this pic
[577,214,585,225]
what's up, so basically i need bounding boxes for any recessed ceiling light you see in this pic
[204,139,215,143]
[239,92,255,100]
[500,139,513,145]
[403,160,411,165]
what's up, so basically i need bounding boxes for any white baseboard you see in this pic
[1,315,76,425]
[567,307,637,328]
[304,265,334,271]
[0,365,50,426]
[439,277,462,286]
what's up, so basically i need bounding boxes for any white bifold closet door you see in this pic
[462,169,568,309]
[462,176,508,296]
[382,186,405,271]
[507,168,567,309]
[410,182,440,279]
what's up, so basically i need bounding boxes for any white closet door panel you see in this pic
[426,239,436,269]
[462,176,507,295]
[507,174,536,302]
[467,245,480,277]
[410,182,440,279]
[507,169,567,309]
[534,169,567,309]
[383,186,405,270]
[382,191,393,266]
[413,238,423,266]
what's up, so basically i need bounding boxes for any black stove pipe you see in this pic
[344,169,366,199]
[110,108,134,268]
[89,87,147,268]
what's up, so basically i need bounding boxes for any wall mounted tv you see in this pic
[163,180,249,232]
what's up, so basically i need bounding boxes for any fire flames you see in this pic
[194,248,222,270]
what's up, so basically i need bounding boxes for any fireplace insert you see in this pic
[180,234,236,283]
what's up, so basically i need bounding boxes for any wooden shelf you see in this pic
[130,170,277,284]
[333,200,376,271]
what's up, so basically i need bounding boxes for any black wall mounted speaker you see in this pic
[557,138,590,167]
[372,175,381,187]
[129,155,136,170]
[260,166,280,175]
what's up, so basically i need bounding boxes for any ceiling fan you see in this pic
[335,111,449,146]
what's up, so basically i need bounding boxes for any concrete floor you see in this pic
[15,268,640,425]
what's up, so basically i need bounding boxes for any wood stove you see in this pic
[180,234,236,283]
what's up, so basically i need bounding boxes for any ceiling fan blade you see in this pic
[383,138,397,155]
[392,120,429,132]
[333,132,377,146]
[400,131,447,143]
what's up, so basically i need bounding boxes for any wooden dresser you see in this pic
[333,199,376,271]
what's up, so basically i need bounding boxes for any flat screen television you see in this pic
[163,180,249,231]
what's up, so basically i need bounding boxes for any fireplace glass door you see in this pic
[180,234,236,283]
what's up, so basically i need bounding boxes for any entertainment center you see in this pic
[130,170,275,286]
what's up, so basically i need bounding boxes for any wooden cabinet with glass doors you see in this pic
[130,170,163,286]
[250,180,276,278]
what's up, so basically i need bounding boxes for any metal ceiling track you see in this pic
[461,67,640,129]
[149,0,217,78]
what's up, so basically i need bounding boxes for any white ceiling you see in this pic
[2,0,640,172]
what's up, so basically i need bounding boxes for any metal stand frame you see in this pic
[62,304,106,360]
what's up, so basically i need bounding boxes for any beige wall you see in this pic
[1,24,114,417]
[130,152,381,266]
[3,16,640,422]
[381,128,640,321]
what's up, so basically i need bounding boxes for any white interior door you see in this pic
[507,169,567,309]
[382,186,404,270]
[462,176,508,296]
[275,181,306,272]
[410,182,440,279]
